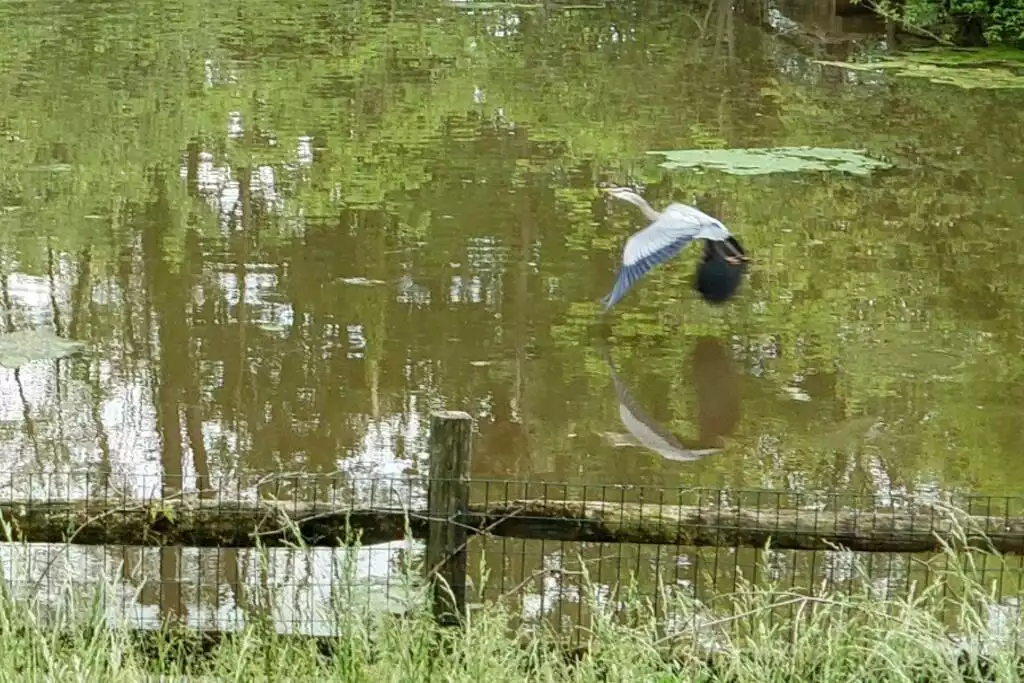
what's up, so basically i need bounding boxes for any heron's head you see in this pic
[601,186,645,204]
[600,186,658,217]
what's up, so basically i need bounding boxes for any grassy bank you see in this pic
[0,538,1020,681]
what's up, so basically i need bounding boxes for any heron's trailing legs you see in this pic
[713,239,750,265]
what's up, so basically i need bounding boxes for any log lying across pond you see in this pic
[0,498,1021,554]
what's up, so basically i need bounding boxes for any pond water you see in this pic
[1,0,1023,634]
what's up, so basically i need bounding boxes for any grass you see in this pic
[0,521,1020,681]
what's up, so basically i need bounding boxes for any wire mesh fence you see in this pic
[0,469,1022,644]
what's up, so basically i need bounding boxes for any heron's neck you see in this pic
[625,195,661,221]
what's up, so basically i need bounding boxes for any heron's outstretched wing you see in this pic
[602,204,731,311]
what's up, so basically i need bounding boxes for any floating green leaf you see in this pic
[890,47,1024,67]
[647,147,893,176]
[448,0,603,8]
[0,329,87,369]
[816,48,1024,90]
[448,1,540,7]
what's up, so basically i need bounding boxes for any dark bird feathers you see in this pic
[694,236,747,305]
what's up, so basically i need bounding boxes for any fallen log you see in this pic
[475,500,1024,554]
[0,498,424,548]
[0,498,1020,554]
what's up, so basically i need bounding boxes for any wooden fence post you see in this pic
[425,410,473,626]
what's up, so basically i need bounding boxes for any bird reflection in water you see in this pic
[681,336,741,449]
[599,335,741,462]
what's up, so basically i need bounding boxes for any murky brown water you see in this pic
[1,0,1023,635]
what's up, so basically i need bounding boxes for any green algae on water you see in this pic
[0,329,86,369]
[647,147,893,176]
[816,47,1024,90]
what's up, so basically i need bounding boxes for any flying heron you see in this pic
[599,186,749,311]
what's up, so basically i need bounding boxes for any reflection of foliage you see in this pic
[868,0,1024,47]
[0,0,1023,504]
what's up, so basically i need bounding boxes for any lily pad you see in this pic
[0,329,87,369]
[816,48,1024,90]
[448,0,603,7]
[890,47,1024,67]
[648,147,892,176]
[337,277,386,287]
